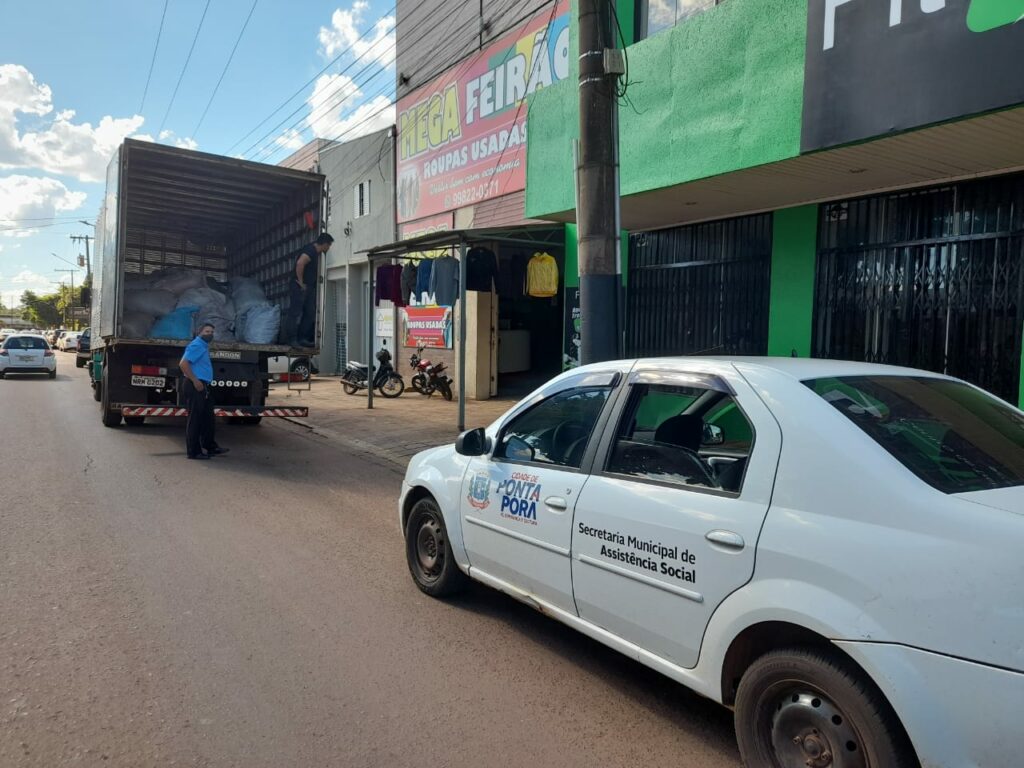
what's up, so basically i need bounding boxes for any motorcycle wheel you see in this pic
[411,373,429,394]
[438,379,453,401]
[379,375,405,398]
[342,378,360,395]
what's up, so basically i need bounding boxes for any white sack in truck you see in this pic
[123,288,177,317]
[229,276,270,315]
[122,310,156,338]
[177,287,236,342]
[151,267,207,296]
[240,304,280,344]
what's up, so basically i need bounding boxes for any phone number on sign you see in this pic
[444,180,501,209]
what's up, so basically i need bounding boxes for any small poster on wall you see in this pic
[563,288,580,370]
[402,306,453,349]
[375,308,395,338]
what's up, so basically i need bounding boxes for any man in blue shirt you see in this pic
[179,322,228,460]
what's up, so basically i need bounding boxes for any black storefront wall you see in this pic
[813,172,1024,402]
[626,214,772,358]
[803,0,1024,152]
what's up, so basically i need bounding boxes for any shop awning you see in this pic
[358,224,565,429]
[360,225,563,260]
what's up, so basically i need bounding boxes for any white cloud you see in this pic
[0,269,55,298]
[306,73,362,139]
[319,3,396,69]
[325,96,395,142]
[0,175,87,238]
[0,64,197,183]
[275,128,305,151]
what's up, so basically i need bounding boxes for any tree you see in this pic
[21,290,62,328]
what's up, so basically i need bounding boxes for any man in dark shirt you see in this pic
[285,232,333,347]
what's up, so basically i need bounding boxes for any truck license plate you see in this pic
[131,375,165,388]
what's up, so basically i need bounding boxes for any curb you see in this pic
[278,415,413,469]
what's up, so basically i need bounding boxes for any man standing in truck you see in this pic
[179,323,229,460]
[285,232,334,347]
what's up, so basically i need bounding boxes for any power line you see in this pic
[244,0,481,164]
[156,0,212,138]
[221,2,398,156]
[192,0,260,138]
[139,0,170,113]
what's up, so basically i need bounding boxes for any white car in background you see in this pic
[58,332,81,351]
[0,334,56,378]
[399,357,1023,768]
[0,328,18,343]
[267,354,318,381]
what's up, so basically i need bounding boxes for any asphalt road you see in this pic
[0,360,740,768]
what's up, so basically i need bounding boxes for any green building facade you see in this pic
[527,0,1024,404]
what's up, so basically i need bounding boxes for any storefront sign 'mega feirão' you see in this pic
[396,1,570,224]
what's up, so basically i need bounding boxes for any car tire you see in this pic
[48,370,56,379]
[735,647,916,768]
[75,357,84,368]
[289,359,311,381]
[405,497,467,598]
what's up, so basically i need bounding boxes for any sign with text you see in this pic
[402,306,453,349]
[375,308,395,338]
[803,0,1024,151]
[396,1,570,223]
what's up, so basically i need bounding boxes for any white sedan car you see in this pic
[58,333,80,351]
[399,357,1022,768]
[0,334,56,378]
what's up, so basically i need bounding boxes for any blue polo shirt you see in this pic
[182,336,213,382]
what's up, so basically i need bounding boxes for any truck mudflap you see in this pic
[120,405,308,418]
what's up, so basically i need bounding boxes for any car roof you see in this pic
[574,356,952,383]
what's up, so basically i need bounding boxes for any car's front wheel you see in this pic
[735,647,916,768]
[404,496,467,598]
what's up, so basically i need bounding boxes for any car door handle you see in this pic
[545,496,568,511]
[705,530,745,550]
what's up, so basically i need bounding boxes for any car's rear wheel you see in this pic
[289,359,311,381]
[405,497,467,597]
[48,370,56,379]
[735,647,916,768]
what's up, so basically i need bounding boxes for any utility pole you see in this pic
[577,0,623,364]
[54,269,77,329]
[71,230,93,282]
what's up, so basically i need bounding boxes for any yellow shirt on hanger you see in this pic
[527,252,559,297]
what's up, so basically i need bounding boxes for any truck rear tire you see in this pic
[100,364,122,428]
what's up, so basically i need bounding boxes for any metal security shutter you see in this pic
[626,214,772,357]
[813,172,1024,402]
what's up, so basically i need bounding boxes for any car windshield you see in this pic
[4,336,48,350]
[805,375,1024,494]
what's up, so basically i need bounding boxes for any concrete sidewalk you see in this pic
[266,376,515,468]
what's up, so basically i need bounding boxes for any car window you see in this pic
[606,384,754,493]
[806,375,1024,494]
[3,336,48,350]
[494,387,611,469]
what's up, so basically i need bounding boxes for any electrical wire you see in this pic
[156,0,213,138]
[192,0,260,138]
[221,3,399,156]
[139,0,170,113]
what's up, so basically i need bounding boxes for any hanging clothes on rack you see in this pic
[401,261,418,304]
[466,246,498,292]
[429,255,459,307]
[375,264,405,306]
[415,258,434,300]
[497,253,528,298]
[527,252,559,297]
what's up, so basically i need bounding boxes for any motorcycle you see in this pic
[409,345,454,401]
[341,342,405,398]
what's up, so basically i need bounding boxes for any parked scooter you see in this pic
[409,345,454,401]
[341,342,405,398]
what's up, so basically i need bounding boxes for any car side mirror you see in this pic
[703,423,725,446]
[455,427,491,456]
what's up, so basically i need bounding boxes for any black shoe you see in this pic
[187,454,211,461]
[206,447,230,456]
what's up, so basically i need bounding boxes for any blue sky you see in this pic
[0,0,396,308]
